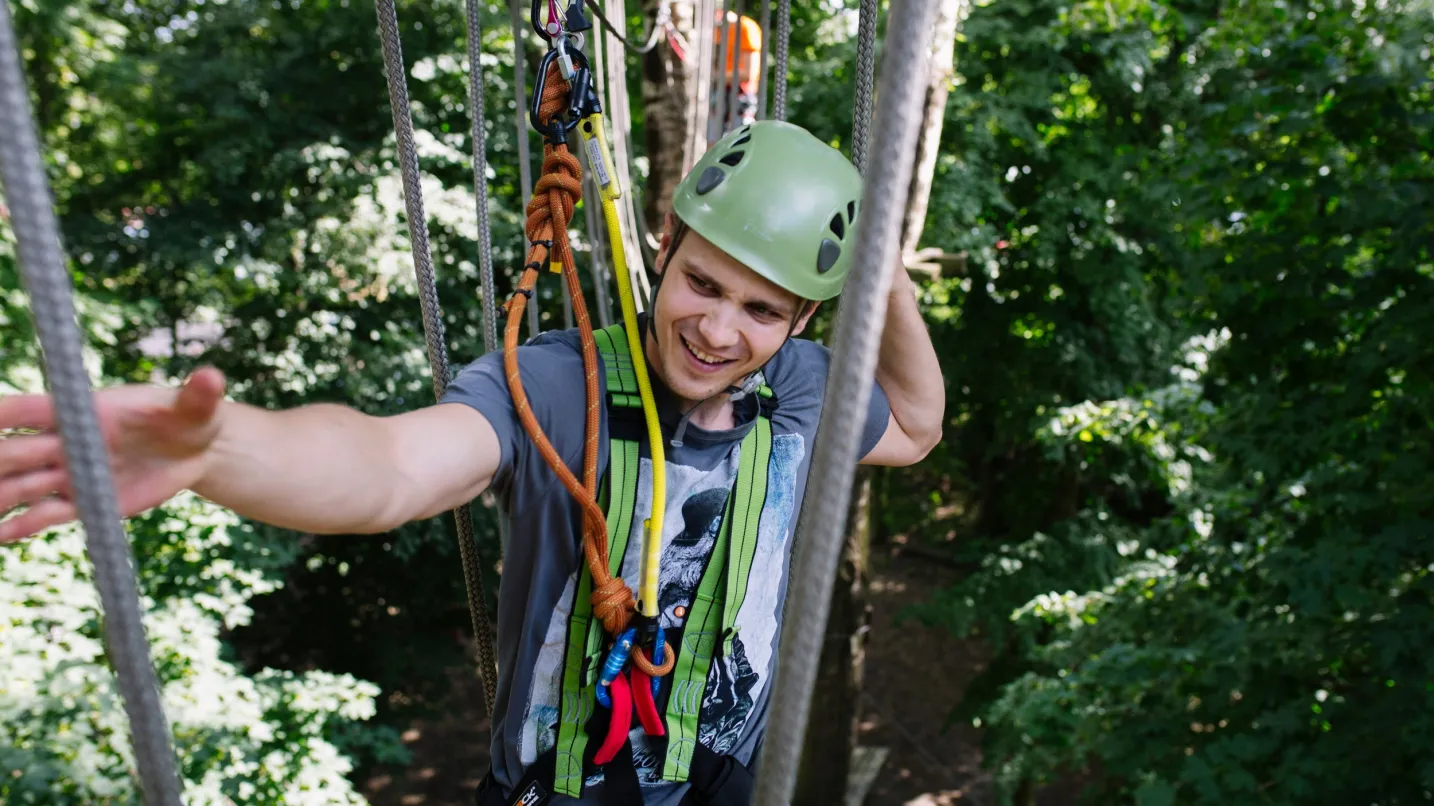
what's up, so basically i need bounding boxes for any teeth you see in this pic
[683,336,728,365]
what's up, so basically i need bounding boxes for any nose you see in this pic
[696,304,740,352]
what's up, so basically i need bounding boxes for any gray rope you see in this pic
[771,0,790,121]
[712,1,731,142]
[756,0,771,120]
[509,0,541,338]
[725,0,746,133]
[852,0,878,173]
[0,5,183,804]
[583,30,615,328]
[750,1,940,803]
[465,0,499,359]
[376,0,499,716]
[600,0,655,304]
[688,0,718,162]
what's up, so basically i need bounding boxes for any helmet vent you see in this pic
[719,150,746,167]
[847,200,858,225]
[829,213,845,239]
[817,239,842,274]
[732,133,753,147]
[696,166,726,195]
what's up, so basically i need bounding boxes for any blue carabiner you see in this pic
[595,627,636,708]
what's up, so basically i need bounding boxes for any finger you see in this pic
[0,432,63,476]
[0,467,69,515]
[0,498,77,544]
[0,394,57,433]
[174,366,226,424]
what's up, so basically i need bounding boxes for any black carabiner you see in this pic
[530,45,592,144]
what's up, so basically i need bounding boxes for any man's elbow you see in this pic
[903,419,943,465]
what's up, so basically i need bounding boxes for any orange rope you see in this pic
[504,60,673,677]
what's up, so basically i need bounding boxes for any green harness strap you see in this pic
[553,326,642,795]
[660,413,771,783]
[554,324,774,796]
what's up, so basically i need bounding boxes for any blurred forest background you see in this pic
[1,0,1431,804]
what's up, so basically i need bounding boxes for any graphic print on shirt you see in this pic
[518,432,806,786]
[518,451,739,764]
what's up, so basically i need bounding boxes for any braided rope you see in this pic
[852,0,879,173]
[756,0,771,120]
[503,62,673,677]
[772,0,791,120]
[508,0,541,338]
[375,0,499,714]
[466,0,499,357]
[751,1,942,803]
[0,4,183,803]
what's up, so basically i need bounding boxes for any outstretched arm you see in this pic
[0,367,500,542]
[860,265,945,467]
[194,398,500,535]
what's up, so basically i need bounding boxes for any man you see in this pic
[0,122,944,804]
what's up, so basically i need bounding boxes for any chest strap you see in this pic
[552,324,775,797]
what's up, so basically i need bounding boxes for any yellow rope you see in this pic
[579,113,666,619]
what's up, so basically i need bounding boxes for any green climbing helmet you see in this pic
[671,120,864,302]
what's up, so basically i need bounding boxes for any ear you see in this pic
[789,300,821,337]
[654,212,678,276]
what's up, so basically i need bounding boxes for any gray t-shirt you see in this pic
[440,326,890,804]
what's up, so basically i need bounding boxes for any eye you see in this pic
[688,274,717,295]
[747,304,781,322]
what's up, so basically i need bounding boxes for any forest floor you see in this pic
[358,545,1079,806]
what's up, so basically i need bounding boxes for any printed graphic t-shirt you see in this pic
[439,326,891,805]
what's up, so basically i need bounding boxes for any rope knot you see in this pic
[591,576,636,635]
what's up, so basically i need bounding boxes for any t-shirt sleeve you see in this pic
[767,338,891,461]
[860,375,892,460]
[438,333,589,494]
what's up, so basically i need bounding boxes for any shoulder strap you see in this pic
[555,323,778,792]
[553,325,643,796]
[660,414,773,784]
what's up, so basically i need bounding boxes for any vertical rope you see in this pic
[756,0,771,120]
[602,0,655,306]
[0,5,183,804]
[712,1,731,141]
[585,22,615,329]
[465,0,499,357]
[725,0,746,132]
[771,0,790,120]
[750,1,940,803]
[376,0,499,716]
[509,0,541,338]
[688,0,718,160]
[852,0,879,173]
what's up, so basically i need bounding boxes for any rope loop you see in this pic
[504,57,646,656]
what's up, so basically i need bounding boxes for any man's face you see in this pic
[648,222,815,409]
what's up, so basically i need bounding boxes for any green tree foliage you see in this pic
[906,0,1434,801]
[6,0,1432,801]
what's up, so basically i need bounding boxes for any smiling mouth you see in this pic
[681,335,736,368]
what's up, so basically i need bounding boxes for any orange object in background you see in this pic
[717,12,763,91]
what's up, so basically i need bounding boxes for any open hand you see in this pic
[0,367,227,543]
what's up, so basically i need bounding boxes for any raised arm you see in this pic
[860,264,946,467]
[0,367,500,542]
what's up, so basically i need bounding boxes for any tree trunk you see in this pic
[901,0,966,257]
[641,0,698,233]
